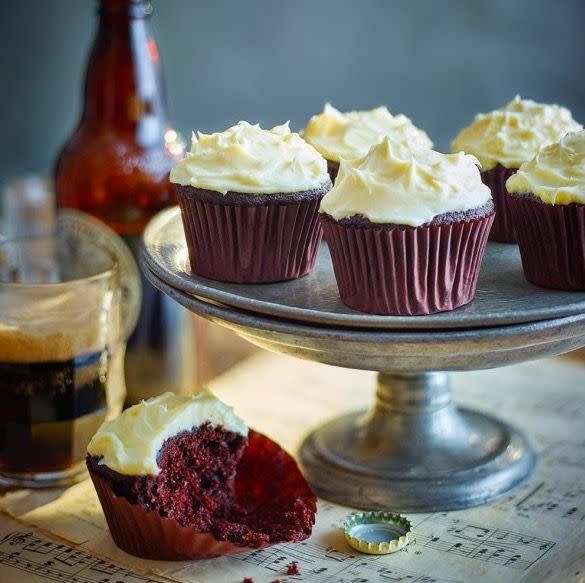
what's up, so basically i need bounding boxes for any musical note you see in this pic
[23,540,63,554]
[496,480,585,521]
[324,545,350,562]
[414,516,555,571]
[542,440,585,468]
[0,530,160,583]
[55,548,91,567]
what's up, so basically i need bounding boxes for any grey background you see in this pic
[1,0,584,186]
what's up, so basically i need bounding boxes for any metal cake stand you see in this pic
[141,207,585,512]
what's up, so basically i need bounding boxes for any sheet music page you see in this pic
[0,515,166,583]
[1,353,584,583]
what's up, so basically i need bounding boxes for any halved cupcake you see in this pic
[87,390,317,560]
[320,138,494,316]
[170,121,331,283]
[506,130,585,290]
[302,104,433,182]
[452,96,581,243]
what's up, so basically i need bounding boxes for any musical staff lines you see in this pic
[495,480,585,521]
[414,517,555,570]
[0,531,159,583]
[541,440,585,469]
[235,540,462,583]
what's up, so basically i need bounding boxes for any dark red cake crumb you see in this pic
[88,423,246,533]
[242,578,254,583]
[87,426,317,550]
[286,561,300,575]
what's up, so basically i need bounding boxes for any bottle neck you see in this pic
[99,0,153,19]
[81,0,168,145]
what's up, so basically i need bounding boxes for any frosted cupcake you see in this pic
[319,138,494,315]
[506,131,585,290]
[170,122,331,283]
[302,104,433,182]
[452,96,581,243]
[87,390,317,560]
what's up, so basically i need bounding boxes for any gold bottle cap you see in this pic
[344,511,413,555]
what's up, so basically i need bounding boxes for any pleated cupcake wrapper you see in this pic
[88,431,317,561]
[481,165,518,243]
[321,214,494,315]
[177,190,323,283]
[508,196,585,290]
[89,470,252,560]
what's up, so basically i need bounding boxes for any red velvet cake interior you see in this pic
[87,423,316,547]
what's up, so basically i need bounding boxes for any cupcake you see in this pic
[506,131,585,290]
[302,104,433,182]
[319,137,494,316]
[87,390,317,560]
[170,122,331,283]
[452,96,582,243]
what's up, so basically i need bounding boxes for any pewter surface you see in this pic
[141,265,585,372]
[141,247,583,511]
[143,207,585,330]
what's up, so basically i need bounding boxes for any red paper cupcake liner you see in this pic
[481,165,518,243]
[321,213,494,315]
[88,431,317,561]
[508,196,585,290]
[177,187,324,283]
[89,470,245,560]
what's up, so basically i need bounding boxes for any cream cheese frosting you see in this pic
[506,130,585,205]
[88,389,248,475]
[319,137,492,227]
[169,121,329,194]
[451,96,582,171]
[302,104,433,163]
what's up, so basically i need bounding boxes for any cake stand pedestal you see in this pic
[141,208,585,511]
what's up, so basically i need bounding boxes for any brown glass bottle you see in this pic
[55,0,192,403]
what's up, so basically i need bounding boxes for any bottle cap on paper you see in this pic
[344,511,413,555]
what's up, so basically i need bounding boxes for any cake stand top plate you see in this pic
[143,207,585,331]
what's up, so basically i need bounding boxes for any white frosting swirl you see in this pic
[169,121,329,194]
[506,130,585,205]
[302,104,433,163]
[319,137,492,227]
[451,96,582,171]
[88,390,248,475]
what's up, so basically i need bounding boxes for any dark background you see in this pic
[1,0,584,186]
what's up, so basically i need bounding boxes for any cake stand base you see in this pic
[300,372,535,511]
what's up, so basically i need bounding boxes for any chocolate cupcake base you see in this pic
[327,160,340,183]
[177,183,330,283]
[508,194,585,290]
[481,164,518,243]
[321,203,494,315]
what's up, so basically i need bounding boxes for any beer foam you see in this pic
[0,326,106,362]
[0,286,117,362]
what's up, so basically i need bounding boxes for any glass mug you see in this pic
[0,227,127,487]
